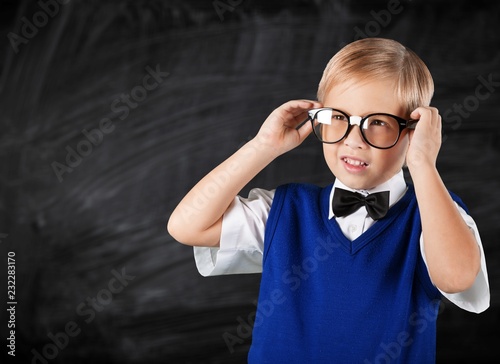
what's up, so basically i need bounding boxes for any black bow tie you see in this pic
[332,188,390,220]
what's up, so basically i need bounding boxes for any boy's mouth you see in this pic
[342,157,369,167]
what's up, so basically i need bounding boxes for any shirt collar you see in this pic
[328,170,407,219]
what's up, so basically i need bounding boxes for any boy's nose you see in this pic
[343,125,367,149]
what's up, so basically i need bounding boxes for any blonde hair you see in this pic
[317,38,434,115]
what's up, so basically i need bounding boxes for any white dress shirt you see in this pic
[194,170,490,313]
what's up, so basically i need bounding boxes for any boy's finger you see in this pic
[410,107,425,121]
[284,99,322,114]
[281,100,321,129]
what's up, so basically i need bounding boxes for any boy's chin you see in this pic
[334,171,399,190]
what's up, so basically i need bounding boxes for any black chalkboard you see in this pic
[0,1,498,363]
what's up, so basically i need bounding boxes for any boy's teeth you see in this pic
[344,158,366,166]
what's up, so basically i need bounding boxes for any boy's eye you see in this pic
[332,113,347,121]
[370,119,387,127]
[366,115,398,128]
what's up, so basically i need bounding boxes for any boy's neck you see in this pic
[335,170,404,194]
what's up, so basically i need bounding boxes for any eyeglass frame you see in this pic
[307,107,419,149]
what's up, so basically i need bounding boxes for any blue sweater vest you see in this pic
[248,183,467,364]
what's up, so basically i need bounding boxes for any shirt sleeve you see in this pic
[193,188,275,276]
[420,203,490,313]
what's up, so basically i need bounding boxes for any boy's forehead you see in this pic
[322,78,406,115]
[325,76,396,96]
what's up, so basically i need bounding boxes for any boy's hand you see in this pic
[406,106,442,172]
[253,99,323,157]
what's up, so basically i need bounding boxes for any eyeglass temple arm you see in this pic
[407,119,419,129]
[295,108,322,130]
[295,111,314,130]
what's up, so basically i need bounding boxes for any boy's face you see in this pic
[321,78,409,190]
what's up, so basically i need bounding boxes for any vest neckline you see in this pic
[321,184,415,255]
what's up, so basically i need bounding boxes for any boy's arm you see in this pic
[167,99,322,247]
[406,106,481,294]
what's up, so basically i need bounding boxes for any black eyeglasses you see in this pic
[308,108,418,149]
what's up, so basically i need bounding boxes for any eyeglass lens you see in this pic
[312,109,402,148]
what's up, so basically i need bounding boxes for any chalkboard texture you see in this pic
[0,0,499,363]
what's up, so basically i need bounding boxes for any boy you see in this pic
[167,38,489,363]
